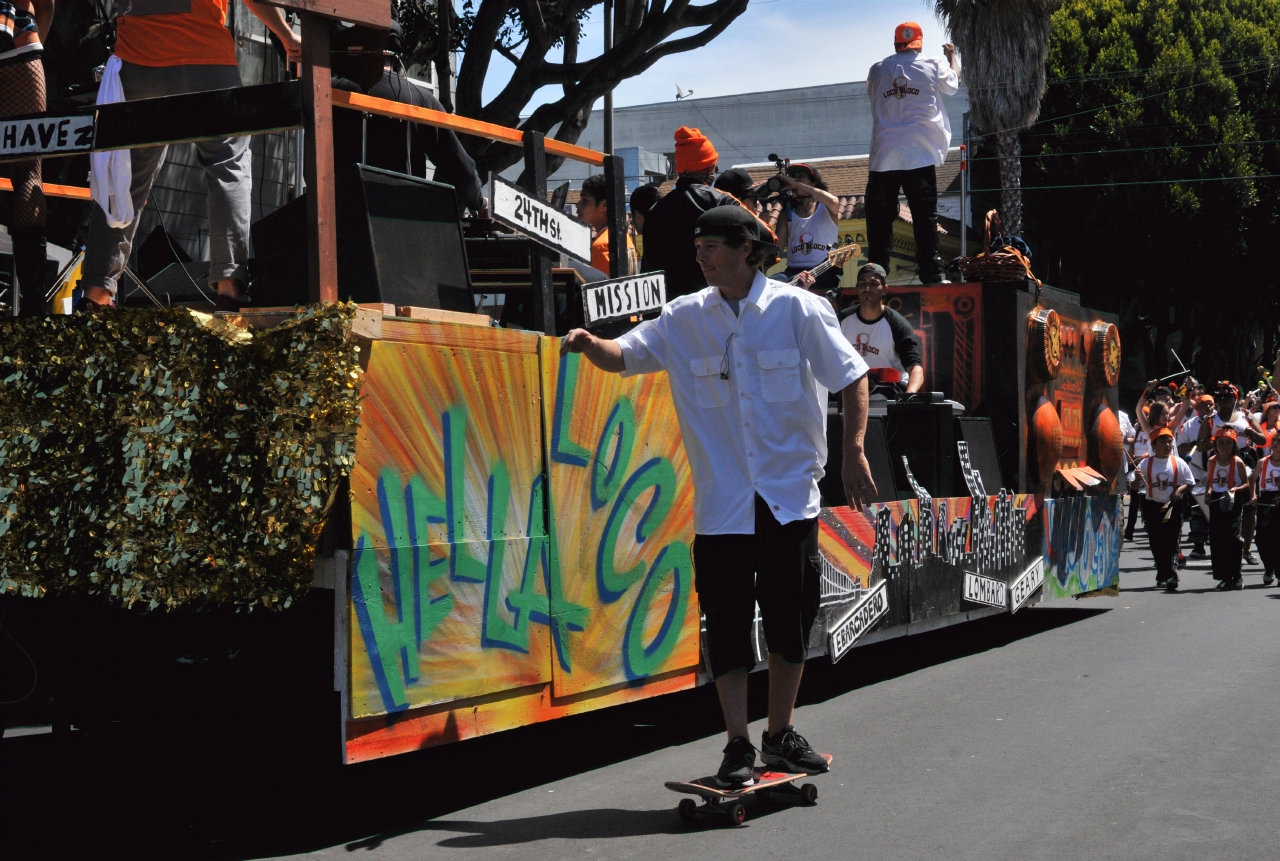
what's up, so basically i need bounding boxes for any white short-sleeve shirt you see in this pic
[616,271,869,534]
[1139,454,1194,503]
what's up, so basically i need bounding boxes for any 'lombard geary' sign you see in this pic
[490,175,592,262]
[1009,556,1044,613]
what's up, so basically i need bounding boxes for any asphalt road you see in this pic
[5,529,1279,860]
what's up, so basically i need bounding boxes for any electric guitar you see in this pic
[787,242,861,287]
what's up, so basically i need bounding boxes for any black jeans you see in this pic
[1141,498,1182,583]
[1125,488,1142,538]
[1256,492,1280,573]
[692,495,821,678]
[865,165,944,283]
[1208,492,1245,583]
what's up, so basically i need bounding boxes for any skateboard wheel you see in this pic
[800,783,818,804]
[727,802,747,825]
[678,798,697,821]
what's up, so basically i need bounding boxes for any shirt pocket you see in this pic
[757,348,802,403]
[689,356,729,408]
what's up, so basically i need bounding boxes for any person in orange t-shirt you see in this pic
[576,173,637,277]
[80,0,301,311]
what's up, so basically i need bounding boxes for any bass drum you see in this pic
[1027,307,1062,383]
[1087,321,1122,388]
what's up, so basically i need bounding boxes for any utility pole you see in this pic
[603,0,614,155]
[960,111,970,258]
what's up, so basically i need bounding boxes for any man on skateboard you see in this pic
[562,207,876,787]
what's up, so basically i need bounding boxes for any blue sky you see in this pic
[469,0,953,112]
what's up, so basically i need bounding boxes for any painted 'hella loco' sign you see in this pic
[582,273,666,327]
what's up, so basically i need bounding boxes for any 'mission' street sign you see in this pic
[582,272,666,327]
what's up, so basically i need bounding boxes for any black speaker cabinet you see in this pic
[885,402,955,499]
[820,414,899,506]
[250,164,472,311]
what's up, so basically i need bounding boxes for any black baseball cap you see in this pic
[713,168,755,200]
[856,262,888,283]
[694,205,778,249]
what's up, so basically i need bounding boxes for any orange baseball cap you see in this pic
[1215,426,1238,441]
[1152,427,1175,442]
[895,22,924,51]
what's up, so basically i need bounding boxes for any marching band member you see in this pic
[1137,428,1194,591]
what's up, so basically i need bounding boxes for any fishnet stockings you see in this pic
[0,56,47,228]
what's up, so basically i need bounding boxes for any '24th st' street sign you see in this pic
[491,175,592,262]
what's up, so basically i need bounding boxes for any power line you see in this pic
[972,137,1280,161]
[971,173,1280,193]
[998,61,1280,138]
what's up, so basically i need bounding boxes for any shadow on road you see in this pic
[1,606,1103,860]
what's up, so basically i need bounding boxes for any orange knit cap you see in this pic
[674,127,718,175]
[895,21,924,51]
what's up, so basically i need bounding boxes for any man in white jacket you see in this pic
[865,22,960,285]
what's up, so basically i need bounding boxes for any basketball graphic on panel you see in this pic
[1091,404,1124,483]
[1031,396,1064,486]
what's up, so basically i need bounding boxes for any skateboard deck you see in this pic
[665,754,832,825]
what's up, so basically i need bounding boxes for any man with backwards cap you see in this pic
[563,206,877,788]
[840,262,924,393]
[642,126,743,299]
[865,22,960,285]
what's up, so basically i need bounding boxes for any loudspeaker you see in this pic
[885,402,956,498]
[953,417,1005,495]
[251,164,472,311]
[820,414,899,506]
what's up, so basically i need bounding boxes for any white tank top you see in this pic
[785,204,839,268]
[1209,457,1238,493]
[1259,458,1280,494]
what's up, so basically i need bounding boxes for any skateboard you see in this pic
[664,754,832,825]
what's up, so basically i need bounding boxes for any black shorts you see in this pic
[692,495,821,678]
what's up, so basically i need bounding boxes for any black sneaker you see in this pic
[1156,577,1168,589]
[1232,578,1245,590]
[1177,553,1188,570]
[1191,546,1207,558]
[715,736,757,788]
[1244,552,1257,565]
[1264,570,1275,586]
[761,726,828,774]
[1165,575,1178,591]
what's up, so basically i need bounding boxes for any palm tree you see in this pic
[935,0,1060,236]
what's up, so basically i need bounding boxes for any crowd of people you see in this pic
[1122,358,1280,592]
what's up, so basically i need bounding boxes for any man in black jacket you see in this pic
[641,126,741,298]
[839,263,924,393]
[331,23,484,213]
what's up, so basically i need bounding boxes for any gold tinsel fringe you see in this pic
[0,303,363,611]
